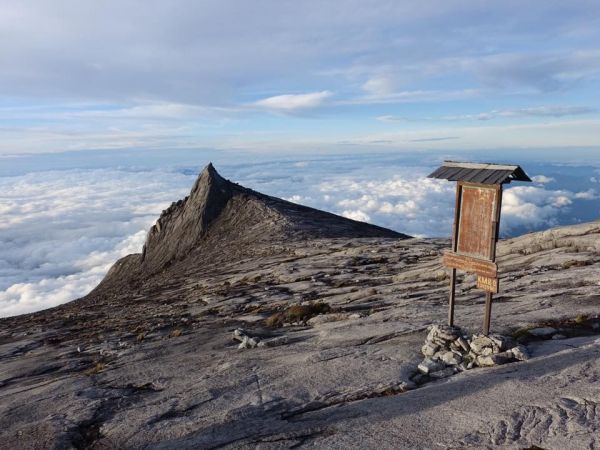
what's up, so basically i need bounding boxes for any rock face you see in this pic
[141,163,235,272]
[138,163,407,275]
[1,166,599,450]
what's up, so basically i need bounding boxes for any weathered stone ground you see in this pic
[1,220,599,449]
[2,166,600,449]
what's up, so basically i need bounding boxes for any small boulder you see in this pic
[470,335,495,354]
[528,327,557,338]
[456,337,470,352]
[441,351,463,366]
[481,347,494,356]
[418,358,445,375]
[232,328,247,342]
[509,345,529,361]
[257,336,289,348]
[238,336,259,349]
[477,351,513,367]
[488,334,514,351]
[421,342,439,357]
[429,367,456,379]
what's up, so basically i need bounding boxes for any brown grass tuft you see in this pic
[84,362,106,376]
[265,302,331,327]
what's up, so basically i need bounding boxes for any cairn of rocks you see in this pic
[415,324,529,383]
[232,328,289,349]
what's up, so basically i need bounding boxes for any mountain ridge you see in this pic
[114,163,408,277]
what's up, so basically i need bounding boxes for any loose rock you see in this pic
[528,327,557,337]
[441,351,462,366]
[418,358,446,375]
[429,367,455,379]
[510,345,530,361]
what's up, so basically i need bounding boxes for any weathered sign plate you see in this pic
[443,251,497,278]
[456,184,499,260]
[476,275,499,293]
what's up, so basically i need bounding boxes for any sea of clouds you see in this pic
[1,152,598,317]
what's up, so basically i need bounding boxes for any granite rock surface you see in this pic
[1,165,599,449]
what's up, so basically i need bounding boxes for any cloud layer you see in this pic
[0,169,192,317]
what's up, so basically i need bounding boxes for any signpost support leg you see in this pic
[448,268,456,327]
[483,293,492,335]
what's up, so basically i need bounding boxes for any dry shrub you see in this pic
[266,302,331,327]
[561,259,591,269]
[84,362,106,376]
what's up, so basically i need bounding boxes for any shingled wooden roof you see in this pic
[427,161,531,185]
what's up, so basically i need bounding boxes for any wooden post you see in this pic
[448,183,462,327]
[448,269,456,326]
[482,185,503,335]
[483,292,492,335]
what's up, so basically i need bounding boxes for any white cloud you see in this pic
[575,189,598,200]
[501,186,576,230]
[342,210,371,222]
[444,106,596,121]
[254,91,333,112]
[0,168,192,317]
[532,175,555,184]
[362,76,396,97]
[376,115,407,122]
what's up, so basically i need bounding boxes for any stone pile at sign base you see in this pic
[415,324,529,383]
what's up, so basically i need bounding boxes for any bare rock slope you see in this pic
[99,163,406,289]
[1,165,599,450]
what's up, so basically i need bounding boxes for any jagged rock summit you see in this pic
[138,163,407,273]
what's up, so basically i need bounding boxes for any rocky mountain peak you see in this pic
[141,163,234,272]
[134,163,407,274]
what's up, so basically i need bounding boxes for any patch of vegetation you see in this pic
[512,326,535,342]
[84,362,106,376]
[575,314,589,324]
[266,302,331,327]
[512,315,600,343]
[169,329,182,338]
[561,259,591,269]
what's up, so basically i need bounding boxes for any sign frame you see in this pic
[446,181,503,335]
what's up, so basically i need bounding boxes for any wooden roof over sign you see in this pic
[427,161,532,185]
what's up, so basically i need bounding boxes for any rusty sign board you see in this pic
[428,161,531,335]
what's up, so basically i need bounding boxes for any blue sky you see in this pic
[1,0,600,155]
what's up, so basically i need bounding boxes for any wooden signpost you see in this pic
[428,162,531,335]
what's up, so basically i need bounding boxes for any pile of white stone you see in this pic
[232,328,288,349]
[416,324,529,381]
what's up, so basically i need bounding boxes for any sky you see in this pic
[1,1,600,317]
[1,0,600,154]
